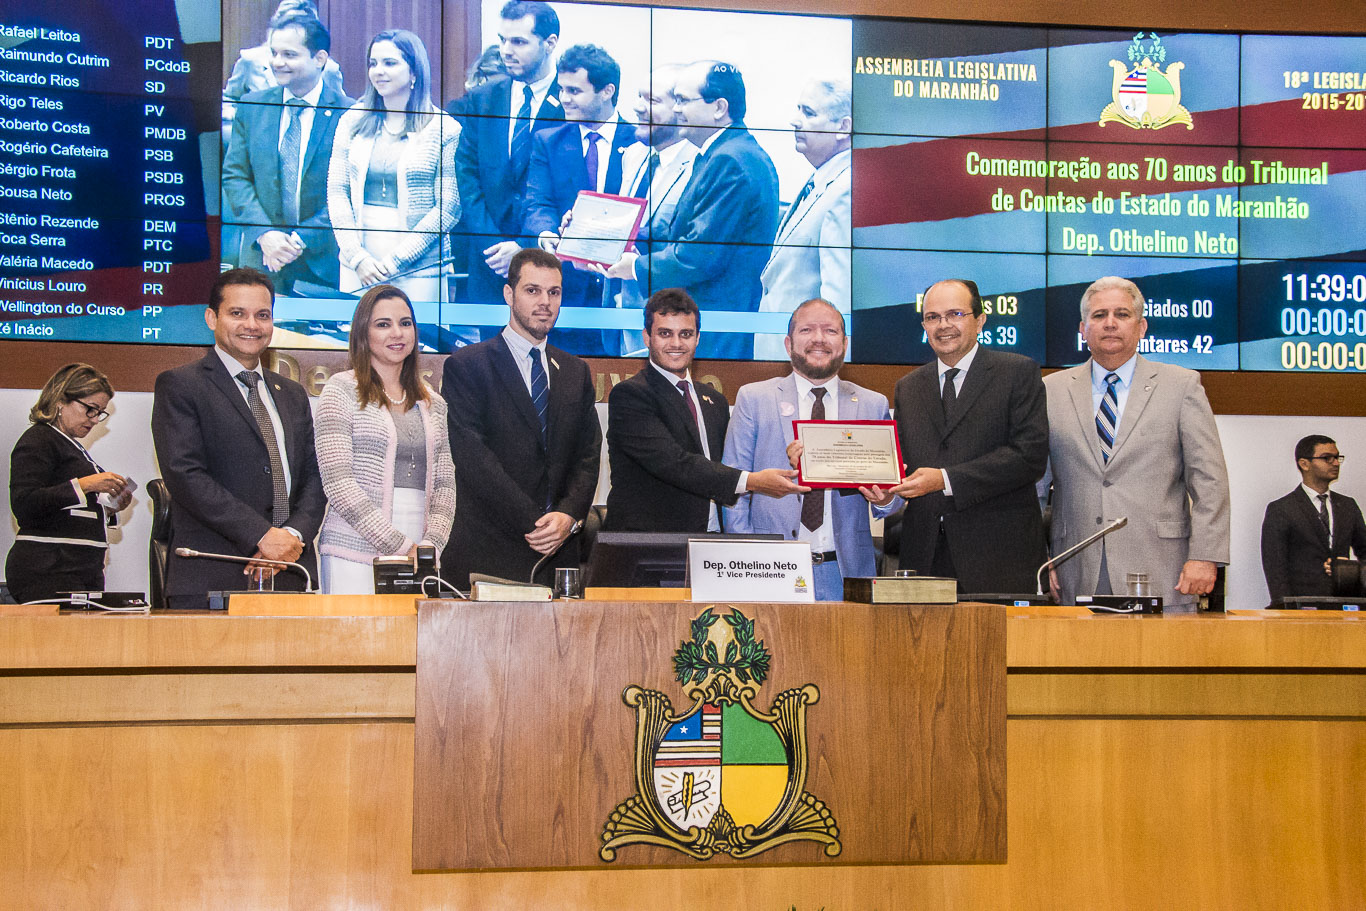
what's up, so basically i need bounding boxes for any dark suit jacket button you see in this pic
[1096,517,1103,524]
[263,465,271,475]
[1103,480,1112,488]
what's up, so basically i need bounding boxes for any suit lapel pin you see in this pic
[850,394,858,402]
[780,402,796,417]
[550,357,560,370]
[701,394,712,403]
[273,383,281,391]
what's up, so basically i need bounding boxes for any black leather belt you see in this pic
[811,551,838,564]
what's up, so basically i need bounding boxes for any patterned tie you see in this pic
[1096,372,1120,463]
[237,371,290,526]
[941,367,960,420]
[510,84,534,172]
[585,130,602,192]
[800,388,827,532]
[529,347,548,444]
[280,98,305,226]
[778,177,815,236]
[1318,493,1331,538]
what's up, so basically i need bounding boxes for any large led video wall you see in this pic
[0,0,1363,371]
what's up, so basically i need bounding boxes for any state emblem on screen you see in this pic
[599,606,840,862]
[1099,32,1193,130]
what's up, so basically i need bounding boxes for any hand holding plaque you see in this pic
[554,191,648,268]
[792,420,903,489]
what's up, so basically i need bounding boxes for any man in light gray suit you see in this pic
[1044,276,1230,609]
[723,298,898,600]
[754,78,852,360]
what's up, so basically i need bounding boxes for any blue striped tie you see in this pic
[1096,372,1119,463]
[529,347,548,444]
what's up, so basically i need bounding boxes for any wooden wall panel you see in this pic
[412,600,1006,869]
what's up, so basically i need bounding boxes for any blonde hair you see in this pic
[30,363,113,424]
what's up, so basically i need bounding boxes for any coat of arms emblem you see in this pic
[1100,32,1193,130]
[600,606,840,861]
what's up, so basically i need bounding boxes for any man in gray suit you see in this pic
[1044,276,1230,609]
[754,78,852,360]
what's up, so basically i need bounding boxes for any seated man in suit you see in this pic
[605,288,805,533]
[441,248,601,587]
[755,77,852,360]
[1262,434,1366,603]
[524,42,635,355]
[221,13,353,294]
[152,268,326,608]
[723,298,893,600]
[603,60,779,359]
[866,280,1048,594]
[454,1,564,305]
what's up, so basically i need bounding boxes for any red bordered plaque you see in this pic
[554,190,648,268]
[792,419,903,489]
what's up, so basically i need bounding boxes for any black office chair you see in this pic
[147,478,173,610]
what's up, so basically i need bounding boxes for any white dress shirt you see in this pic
[501,324,550,396]
[794,373,839,554]
[216,345,292,495]
[935,342,982,496]
[1089,353,1138,421]
[276,79,325,204]
[578,119,617,194]
[649,361,747,531]
[506,70,557,150]
[1303,484,1334,540]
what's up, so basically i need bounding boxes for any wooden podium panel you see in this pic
[412,600,1006,870]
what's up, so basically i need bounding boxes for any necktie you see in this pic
[941,367,960,420]
[1096,372,1120,463]
[635,149,660,198]
[800,388,827,532]
[529,347,548,445]
[1318,493,1331,538]
[778,177,815,235]
[237,371,290,526]
[280,98,305,226]
[676,379,700,431]
[585,130,602,192]
[510,84,534,171]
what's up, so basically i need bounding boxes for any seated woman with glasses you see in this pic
[5,364,134,604]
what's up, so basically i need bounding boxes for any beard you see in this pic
[790,344,844,381]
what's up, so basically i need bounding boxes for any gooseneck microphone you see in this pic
[174,547,315,593]
[1035,516,1128,596]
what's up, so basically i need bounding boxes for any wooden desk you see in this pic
[1,605,1363,909]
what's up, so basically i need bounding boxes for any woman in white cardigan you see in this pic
[315,284,456,594]
[327,28,460,304]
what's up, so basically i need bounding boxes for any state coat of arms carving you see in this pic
[600,606,840,861]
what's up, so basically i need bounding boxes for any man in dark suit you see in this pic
[524,43,635,355]
[221,14,352,294]
[870,279,1049,593]
[441,248,601,587]
[604,289,802,533]
[1262,434,1366,602]
[152,269,326,608]
[453,1,564,305]
[604,60,779,359]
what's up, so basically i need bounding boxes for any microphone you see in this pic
[1035,516,1128,597]
[528,519,584,584]
[174,547,315,593]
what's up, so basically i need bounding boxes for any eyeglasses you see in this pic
[1309,454,1346,463]
[72,399,110,422]
[921,309,972,326]
[672,93,706,106]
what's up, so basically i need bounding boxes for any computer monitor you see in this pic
[584,532,784,588]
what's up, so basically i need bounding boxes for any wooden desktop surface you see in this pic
[1,603,1363,909]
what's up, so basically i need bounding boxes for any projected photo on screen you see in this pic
[2,0,1364,372]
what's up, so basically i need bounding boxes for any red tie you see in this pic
[677,380,700,430]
